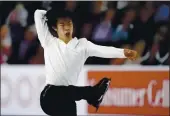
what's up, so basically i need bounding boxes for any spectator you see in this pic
[145,1,155,17]
[92,8,116,42]
[65,1,77,12]
[29,45,44,64]
[117,1,128,10]
[80,22,93,39]
[42,1,52,10]
[101,1,109,11]
[6,3,28,27]
[0,25,12,64]
[131,7,156,52]
[112,8,136,43]
[7,25,39,64]
[143,23,169,65]
[89,1,105,30]
[6,3,26,43]
[154,4,170,23]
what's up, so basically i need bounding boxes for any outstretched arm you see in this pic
[34,9,54,47]
[86,41,137,60]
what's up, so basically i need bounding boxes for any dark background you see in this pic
[0,1,169,65]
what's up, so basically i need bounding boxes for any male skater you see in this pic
[34,8,137,116]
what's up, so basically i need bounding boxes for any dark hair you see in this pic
[45,8,74,37]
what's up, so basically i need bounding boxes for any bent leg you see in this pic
[40,85,77,116]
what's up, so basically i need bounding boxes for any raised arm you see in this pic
[34,9,54,47]
[86,40,137,60]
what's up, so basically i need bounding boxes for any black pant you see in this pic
[40,84,95,116]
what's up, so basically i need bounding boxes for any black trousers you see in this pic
[40,84,95,116]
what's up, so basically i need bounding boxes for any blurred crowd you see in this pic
[0,1,169,65]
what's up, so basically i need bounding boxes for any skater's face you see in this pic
[55,18,73,39]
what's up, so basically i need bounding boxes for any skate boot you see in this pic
[88,77,111,112]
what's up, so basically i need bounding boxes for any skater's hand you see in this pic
[124,49,138,61]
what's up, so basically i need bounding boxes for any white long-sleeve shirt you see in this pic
[34,9,126,86]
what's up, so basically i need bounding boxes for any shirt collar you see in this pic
[57,37,78,49]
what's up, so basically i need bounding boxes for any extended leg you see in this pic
[68,77,111,111]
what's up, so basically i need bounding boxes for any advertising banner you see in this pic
[87,69,169,115]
